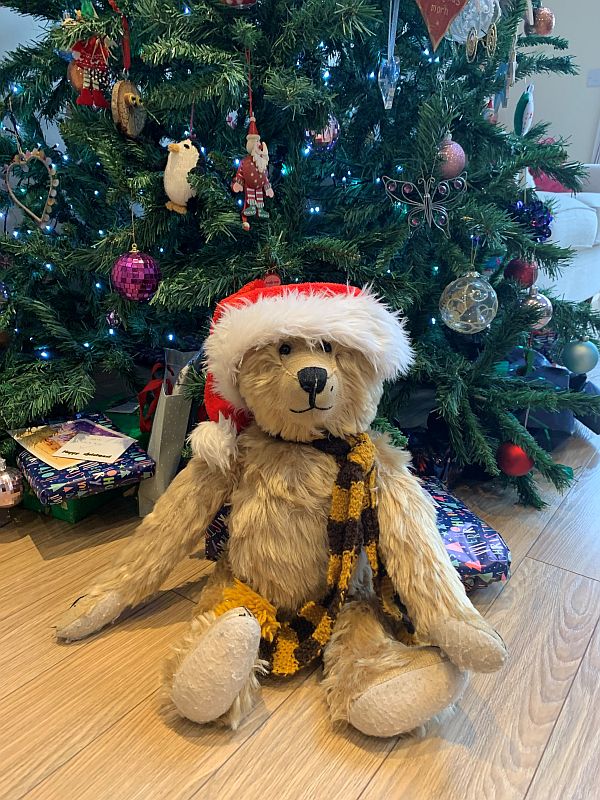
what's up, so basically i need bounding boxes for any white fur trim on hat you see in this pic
[188,414,238,472]
[204,287,414,410]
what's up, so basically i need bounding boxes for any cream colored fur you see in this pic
[55,338,506,738]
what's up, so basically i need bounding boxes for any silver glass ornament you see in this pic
[446,0,501,44]
[562,339,599,374]
[0,456,22,527]
[522,287,553,330]
[378,56,401,110]
[439,271,498,334]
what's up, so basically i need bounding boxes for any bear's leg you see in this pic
[163,561,266,730]
[322,598,468,738]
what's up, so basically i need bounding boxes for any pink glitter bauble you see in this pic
[220,0,257,6]
[439,135,467,181]
[111,247,161,302]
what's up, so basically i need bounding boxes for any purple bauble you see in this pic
[111,247,161,302]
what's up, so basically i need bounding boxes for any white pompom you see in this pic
[188,414,238,473]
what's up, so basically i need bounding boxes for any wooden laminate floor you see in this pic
[1,429,600,800]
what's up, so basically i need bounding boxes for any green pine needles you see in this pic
[1,0,599,506]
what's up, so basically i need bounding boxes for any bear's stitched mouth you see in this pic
[290,405,333,414]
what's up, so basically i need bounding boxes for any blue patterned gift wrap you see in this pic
[422,477,511,591]
[17,413,155,506]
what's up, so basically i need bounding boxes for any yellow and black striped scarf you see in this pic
[213,432,384,677]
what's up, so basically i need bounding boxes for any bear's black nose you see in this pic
[297,367,328,394]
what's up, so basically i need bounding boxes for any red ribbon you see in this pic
[137,363,174,433]
[108,0,131,72]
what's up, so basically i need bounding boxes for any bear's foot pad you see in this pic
[171,607,261,725]
[348,647,468,738]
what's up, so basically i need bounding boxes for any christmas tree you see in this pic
[1,0,599,506]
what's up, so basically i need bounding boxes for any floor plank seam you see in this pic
[353,738,401,800]
[525,555,600,582]
[522,614,600,800]
[188,667,320,800]
[20,692,155,800]
[0,592,190,705]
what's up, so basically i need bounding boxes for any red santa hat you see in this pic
[189,278,414,470]
[246,115,260,142]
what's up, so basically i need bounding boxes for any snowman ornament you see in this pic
[164,139,199,214]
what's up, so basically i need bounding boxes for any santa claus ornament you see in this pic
[71,35,111,109]
[232,51,273,231]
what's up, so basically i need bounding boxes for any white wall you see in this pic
[504,0,600,162]
[0,9,62,152]
[0,8,45,55]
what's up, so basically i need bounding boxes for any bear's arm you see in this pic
[54,456,235,640]
[373,434,484,637]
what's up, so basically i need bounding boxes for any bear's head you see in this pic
[191,281,414,466]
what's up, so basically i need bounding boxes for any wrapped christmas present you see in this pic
[16,412,155,506]
[423,477,511,592]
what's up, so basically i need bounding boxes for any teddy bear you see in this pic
[55,279,506,737]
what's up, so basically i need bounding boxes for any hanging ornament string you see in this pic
[189,102,196,139]
[130,198,138,250]
[107,0,131,74]
[378,0,402,110]
[387,0,401,64]
[245,48,254,119]
[4,96,24,157]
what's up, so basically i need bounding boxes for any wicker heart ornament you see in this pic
[4,149,59,226]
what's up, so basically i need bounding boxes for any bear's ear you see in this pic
[188,414,238,472]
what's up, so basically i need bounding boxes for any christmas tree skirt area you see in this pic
[1,433,599,800]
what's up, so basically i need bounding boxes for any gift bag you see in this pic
[137,349,199,517]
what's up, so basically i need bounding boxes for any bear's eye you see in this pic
[322,341,332,353]
[279,343,292,356]
[184,143,190,149]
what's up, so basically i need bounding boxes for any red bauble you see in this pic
[524,7,556,36]
[439,135,466,180]
[504,258,539,288]
[111,247,161,302]
[497,443,535,477]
